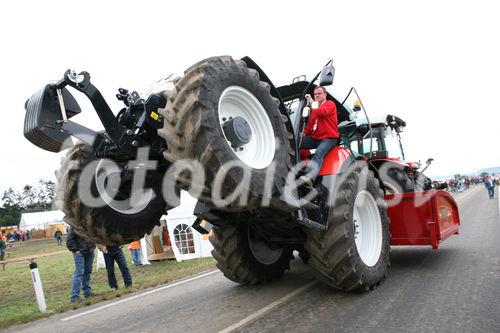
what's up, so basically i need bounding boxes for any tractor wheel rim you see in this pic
[353,190,383,267]
[218,86,276,169]
[95,159,153,215]
[247,226,283,265]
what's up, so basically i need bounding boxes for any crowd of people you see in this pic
[1,229,31,243]
[0,230,32,258]
[445,176,481,192]
[441,174,498,198]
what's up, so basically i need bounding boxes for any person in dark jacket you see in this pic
[54,229,63,246]
[101,245,133,290]
[66,226,96,302]
[484,176,495,199]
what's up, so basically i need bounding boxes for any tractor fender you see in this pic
[319,147,385,189]
[318,147,355,210]
[319,148,386,211]
[240,56,298,162]
[319,146,354,176]
[318,151,386,233]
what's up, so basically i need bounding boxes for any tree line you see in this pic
[0,180,55,227]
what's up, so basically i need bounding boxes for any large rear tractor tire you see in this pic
[305,164,390,291]
[157,56,295,210]
[210,224,293,284]
[56,143,166,245]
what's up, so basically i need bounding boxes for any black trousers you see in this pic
[103,248,132,289]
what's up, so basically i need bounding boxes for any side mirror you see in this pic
[319,65,335,86]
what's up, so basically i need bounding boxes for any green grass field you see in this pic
[0,238,215,328]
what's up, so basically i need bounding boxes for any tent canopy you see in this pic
[19,210,65,231]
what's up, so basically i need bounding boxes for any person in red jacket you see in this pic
[299,86,339,188]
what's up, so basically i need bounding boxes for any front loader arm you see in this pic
[24,69,166,159]
[50,70,123,144]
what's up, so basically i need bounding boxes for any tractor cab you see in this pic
[278,62,459,251]
[277,63,428,191]
[343,113,407,162]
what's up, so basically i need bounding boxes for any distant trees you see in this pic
[480,172,489,178]
[0,180,56,227]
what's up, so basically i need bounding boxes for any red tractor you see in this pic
[24,56,460,291]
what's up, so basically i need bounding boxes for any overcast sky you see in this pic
[1,0,499,194]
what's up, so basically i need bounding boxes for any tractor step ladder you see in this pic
[297,207,327,230]
[299,199,320,210]
[297,217,327,230]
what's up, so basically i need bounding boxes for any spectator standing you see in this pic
[128,241,142,266]
[7,236,14,248]
[66,226,96,302]
[0,235,6,260]
[484,176,495,199]
[54,229,63,246]
[101,245,133,290]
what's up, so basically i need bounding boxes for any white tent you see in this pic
[161,191,213,261]
[19,210,66,231]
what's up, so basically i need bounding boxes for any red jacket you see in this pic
[304,100,339,139]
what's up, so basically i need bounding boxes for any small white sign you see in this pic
[96,249,106,271]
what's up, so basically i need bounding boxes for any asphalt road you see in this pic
[3,185,499,333]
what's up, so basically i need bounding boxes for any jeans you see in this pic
[71,251,94,301]
[104,248,132,289]
[300,136,338,181]
[131,249,142,266]
[487,187,495,198]
[56,237,62,246]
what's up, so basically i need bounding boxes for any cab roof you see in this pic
[277,81,352,123]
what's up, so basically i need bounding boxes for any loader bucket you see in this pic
[385,190,460,249]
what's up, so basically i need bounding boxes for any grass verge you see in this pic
[0,238,215,329]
